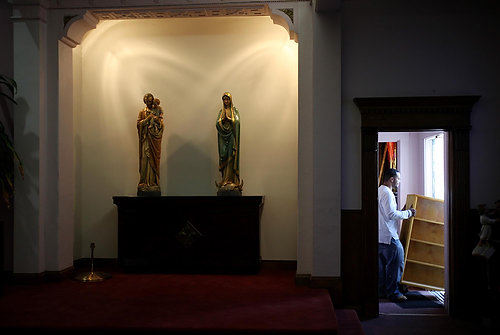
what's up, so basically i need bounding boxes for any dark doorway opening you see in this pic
[378,131,447,315]
[354,96,480,319]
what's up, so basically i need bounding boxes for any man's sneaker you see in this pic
[389,293,407,302]
[398,283,409,294]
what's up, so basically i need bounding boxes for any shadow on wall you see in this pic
[86,208,117,259]
[166,134,214,195]
[77,16,298,260]
[74,134,83,259]
[12,98,38,271]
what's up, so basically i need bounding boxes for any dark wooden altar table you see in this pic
[113,196,264,274]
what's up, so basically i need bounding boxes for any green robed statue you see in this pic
[215,92,243,196]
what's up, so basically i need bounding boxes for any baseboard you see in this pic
[295,273,311,286]
[295,274,342,306]
[312,276,343,306]
[310,276,342,289]
[295,274,342,287]
[10,265,75,284]
[73,258,296,273]
[45,266,75,281]
[261,260,297,270]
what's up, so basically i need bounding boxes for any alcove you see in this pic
[71,15,299,260]
[12,1,342,288]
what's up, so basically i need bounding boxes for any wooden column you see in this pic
[448,128,471,316]
[361,127,380,317]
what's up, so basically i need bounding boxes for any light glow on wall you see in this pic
[76,16,298,260]
[424,133,445,200]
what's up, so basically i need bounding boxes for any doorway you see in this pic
[378,131,447,315]
[354,95,480,318]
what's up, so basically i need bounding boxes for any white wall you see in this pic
[379,131,444,208]
[76,16,298,260]
[378,132,410,208]
[311,11,342,276]
[342,0,500,209]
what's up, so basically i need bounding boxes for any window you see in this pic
[424,134,444,200]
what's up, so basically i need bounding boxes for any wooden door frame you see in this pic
[353,96,480,318]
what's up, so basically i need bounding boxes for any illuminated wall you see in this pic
[75,16,298,259]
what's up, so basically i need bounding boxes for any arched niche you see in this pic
[12,0,336,281]
[55,2,303,264]
[60,4,298,48]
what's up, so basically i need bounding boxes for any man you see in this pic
[379,168,416,302]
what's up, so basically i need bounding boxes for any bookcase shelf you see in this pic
[410,238,444,247]
[414,217,444,225]
[406,259,445,269]
[400,194,445,291]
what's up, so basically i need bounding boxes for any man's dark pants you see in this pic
[378,237,405,298]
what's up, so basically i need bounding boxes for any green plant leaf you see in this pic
[0,74,20,208]
[0,91,17,104]
[0,74,17,96]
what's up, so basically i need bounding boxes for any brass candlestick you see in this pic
[74,243,111,282]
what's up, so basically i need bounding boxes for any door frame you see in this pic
[354,96,480,318]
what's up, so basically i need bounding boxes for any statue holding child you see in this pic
[137,93,164,196]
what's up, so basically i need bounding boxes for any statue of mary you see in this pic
[215,92,243,196]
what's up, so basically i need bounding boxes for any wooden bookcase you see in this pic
[400,194,445,290]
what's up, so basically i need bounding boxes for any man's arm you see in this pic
[380,189,414,221]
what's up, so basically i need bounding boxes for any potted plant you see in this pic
[0,74,23,208]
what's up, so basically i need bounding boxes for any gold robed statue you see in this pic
[137,93,164,196]
[215,92,243,196]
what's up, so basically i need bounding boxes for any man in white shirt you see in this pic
[379,168,416,302]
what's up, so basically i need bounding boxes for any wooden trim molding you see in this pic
[341,209,364,313]
[295,274,342,288]
[354,96,479,130]
[354,95,480,319]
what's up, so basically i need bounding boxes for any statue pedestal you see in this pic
[137,189,161,197]
[113,196,264,274]
[137,185,161,197]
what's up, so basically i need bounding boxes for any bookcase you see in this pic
[400,194,445,290]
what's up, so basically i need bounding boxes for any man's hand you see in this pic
[409,207,416,217]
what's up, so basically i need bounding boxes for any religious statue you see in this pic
[215,92,243,196]
[137,93,164,196]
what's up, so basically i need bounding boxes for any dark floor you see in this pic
[0,264,343,334]
[360,290,498,335]
[379,290,445,315]
[362,314,498,335]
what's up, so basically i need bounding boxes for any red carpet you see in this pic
[0,267,358,334]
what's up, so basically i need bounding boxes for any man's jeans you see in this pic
[378,237,405,298]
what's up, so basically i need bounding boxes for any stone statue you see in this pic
[137,93,164,196]
[215,92,243,196]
